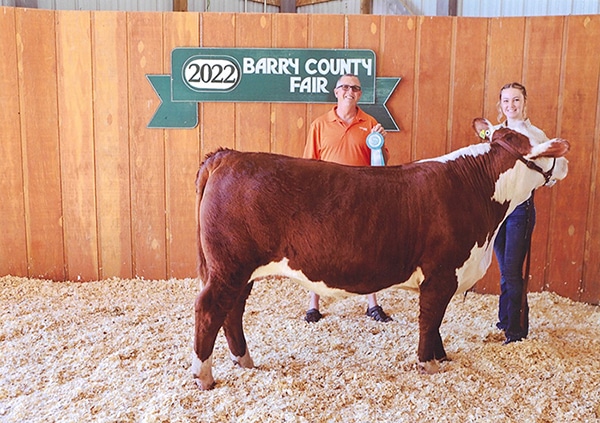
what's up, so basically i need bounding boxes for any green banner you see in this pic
[148,48,400,130]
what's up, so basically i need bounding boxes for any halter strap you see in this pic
[494,138,556,185]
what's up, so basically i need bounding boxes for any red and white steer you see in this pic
[192,118,570,390]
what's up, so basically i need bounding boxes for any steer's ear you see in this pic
[530,138,571,159]
[472,118,494,141]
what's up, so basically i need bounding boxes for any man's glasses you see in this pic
[335,84,362,92]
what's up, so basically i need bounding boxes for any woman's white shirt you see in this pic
[495,119,549,146]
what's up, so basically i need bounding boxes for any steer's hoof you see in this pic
[194,378,216,391]
[191,353,215,390]
[230,350,255,368]
[418,360,440,374]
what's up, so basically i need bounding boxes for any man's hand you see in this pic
[372,123,387,138]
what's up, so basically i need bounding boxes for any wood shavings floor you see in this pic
[1,275,599,422]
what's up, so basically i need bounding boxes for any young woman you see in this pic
[493,82,549,344]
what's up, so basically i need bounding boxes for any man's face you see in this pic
[334,76,362,106]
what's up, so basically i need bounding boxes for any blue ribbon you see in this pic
[367,132,385,166]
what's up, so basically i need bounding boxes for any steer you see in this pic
[192,118,569,390]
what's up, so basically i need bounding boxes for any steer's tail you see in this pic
[195,148,231,288]
[195,166,208,288]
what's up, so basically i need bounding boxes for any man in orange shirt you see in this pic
[303,73,392,323]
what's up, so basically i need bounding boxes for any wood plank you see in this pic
[92,11,133,279]
[164,12,200,279]
[449,17,487,151]
[16,8,66,280]
[547,15,600,300]
[0,7,28,277]
[271,13,308,158]
[582,59,600,303]
[380,16,416,165]
[522,16,564,293]
[347,13,381,52]
[360,0,371,14]
[346,14,395,159]
[201,13,236,157]
[248,0,279,5]
[483,17,525,121]
[414,16,453,161]
[306,14,344,134]
[56,10,99,281]
[280,0,296,13]
[173,0,188,12]
[308,13,344,48]
[128,11,167,280]
[296,0,329,6]
[235,13,272,153]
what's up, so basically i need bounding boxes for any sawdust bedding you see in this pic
[1,275,599,423]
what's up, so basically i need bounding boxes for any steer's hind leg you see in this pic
[417,275,457,374]
[223,281,255,368]
[192,276,245,390]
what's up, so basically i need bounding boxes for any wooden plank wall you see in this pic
[0,7,599,304]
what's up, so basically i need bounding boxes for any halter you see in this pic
[494,138,556,185]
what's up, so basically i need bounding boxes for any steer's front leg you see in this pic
[417,275,456,373]
[191,353,215,390]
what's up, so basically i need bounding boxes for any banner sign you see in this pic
[147,48,400,130]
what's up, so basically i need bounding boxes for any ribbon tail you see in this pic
[370,148,385,166]
[147,75,198,129]
[360,77,401,132]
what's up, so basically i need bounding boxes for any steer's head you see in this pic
[472,117,570,188]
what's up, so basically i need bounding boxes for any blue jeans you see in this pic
[493,198,535,341]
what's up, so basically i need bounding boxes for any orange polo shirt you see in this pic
[303,106,386,166]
